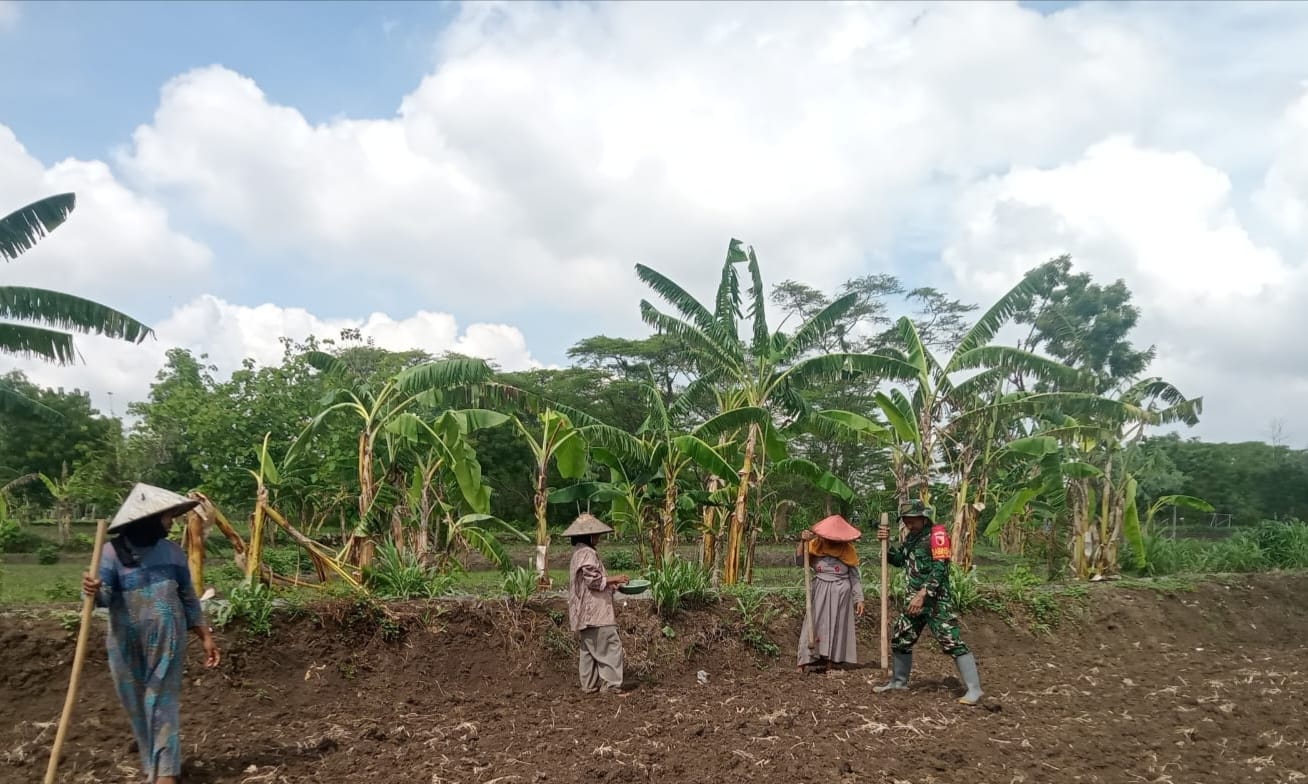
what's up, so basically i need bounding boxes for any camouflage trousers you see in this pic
[890,595,970,658]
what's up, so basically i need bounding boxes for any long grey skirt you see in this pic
[798,572,859,666]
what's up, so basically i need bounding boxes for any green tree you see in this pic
[637,239,915,585]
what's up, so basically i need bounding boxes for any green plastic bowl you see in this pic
[618,579,650,595]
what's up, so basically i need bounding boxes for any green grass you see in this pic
[0,561,87,603]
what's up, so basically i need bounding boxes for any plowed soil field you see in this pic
[4,574,1307,783]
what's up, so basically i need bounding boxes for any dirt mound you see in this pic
[4,574,1308,783]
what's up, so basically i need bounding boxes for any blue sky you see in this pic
[2,0,1308,444]
[1,1,454,162]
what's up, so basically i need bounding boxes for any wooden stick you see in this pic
[802,536,817,651]
[879,512,890,672]
[44,518,108,784]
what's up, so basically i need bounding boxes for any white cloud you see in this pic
[117,1,1185,327]
[9,295,545,417]
[6,1,1308,444]
[0,1,18,31]
[1255,89,1308,240]
[943,135,1308,442]
[0,125,213,311]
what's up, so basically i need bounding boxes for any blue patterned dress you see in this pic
[92,539,204,779]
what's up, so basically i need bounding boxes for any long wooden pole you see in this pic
[879,512,890,672]
[802,538,817,651]
[44,518,108,784]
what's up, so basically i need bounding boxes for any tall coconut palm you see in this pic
[1,194,153,412]
[637,239,916,584]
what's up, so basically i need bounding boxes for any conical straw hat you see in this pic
[561,513,614,537]
[811,514,861,543]
[109,483,199,532]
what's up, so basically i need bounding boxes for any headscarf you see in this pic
[109,514,168,568]
[807,536,859,568]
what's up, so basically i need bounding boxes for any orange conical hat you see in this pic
[811,514,861,543]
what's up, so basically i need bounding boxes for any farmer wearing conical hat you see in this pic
[564,513,631,694]
[80,484,221,783]
[796,514,865,673]
[875,498,984,705]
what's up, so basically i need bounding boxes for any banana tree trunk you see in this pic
[661,467,678,567]
[701,475,722,568]
[533,462,551,590]
[722,423,758,586]
[346,431,377,569]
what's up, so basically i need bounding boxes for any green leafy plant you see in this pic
[36,543,60,565]
[501,566,535,603]
[605,549,639,571]
[363,540,454,599]
[43,577,79,602]
[646,556,712,618]
[212,582,276,637]
[725,585,780,658]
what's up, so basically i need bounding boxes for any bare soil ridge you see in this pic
[4,573,1307,783]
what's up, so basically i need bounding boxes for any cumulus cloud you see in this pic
[1255,89,1308,241]
[0,125,213,311]
[9,296,545,417]
[116,1,1185,327]
[8,1,1308,444]
[943,135,1308,442]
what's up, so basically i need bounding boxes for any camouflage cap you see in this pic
[897,499,935,521]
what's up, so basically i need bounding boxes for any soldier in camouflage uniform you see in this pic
[874,499,984,705]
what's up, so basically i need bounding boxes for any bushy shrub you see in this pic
[36,544,60,565]
[0,520,42,553]
[605,549,639,571]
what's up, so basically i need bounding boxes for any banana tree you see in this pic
[513,409,588,588]
[864,265,1097,570]
[287,352,496,567]
[37,464,74,546]
[637,239,916,585]
[389,408,522,567]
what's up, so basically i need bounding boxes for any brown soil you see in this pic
[4,574,1307,784]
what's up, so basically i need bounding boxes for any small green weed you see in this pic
[725,585,781,659]
[362,541,455,599]
[43,577,80,602]
[646,557,712,618]
[212,582,275,637]
[501,566,535,603]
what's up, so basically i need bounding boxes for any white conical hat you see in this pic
[561,513,614,537]
[109,483,199,532]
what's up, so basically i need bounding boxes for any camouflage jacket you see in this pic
[886,526,950,600]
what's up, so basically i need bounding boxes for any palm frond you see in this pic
[672,434,736,480]
[1,194,75,262]
[714,239,745,337]
[634,263,718,332]
[692,406,770,440]
[394,357,494,395]
[950,345,1084,388]
[777,351,919,391]
[745,246,771,356]
[769,458,855,502]
[0,322,77,364]
[950,270,1038,358]
[776,292,859,364]
[0,287,152,343]
[640,301,743,378]
[0,381,62,420]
